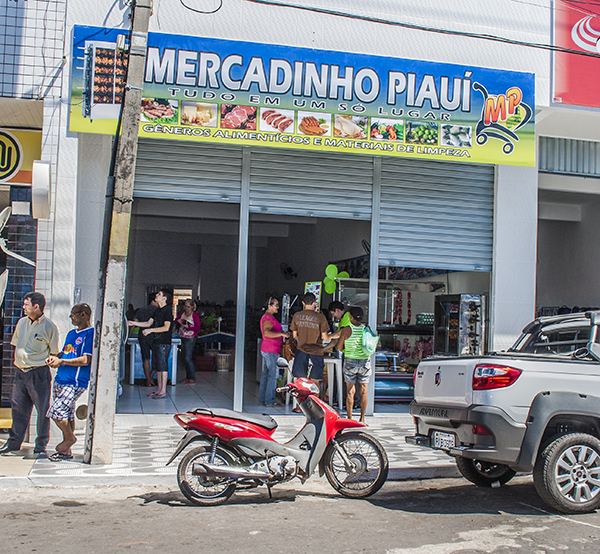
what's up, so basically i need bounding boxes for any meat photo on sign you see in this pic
[297,111,331,136]
[258,108,295,133]
[220,105,257,130]
[140,98,179,125]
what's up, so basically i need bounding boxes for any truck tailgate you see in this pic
[414,358,478,407]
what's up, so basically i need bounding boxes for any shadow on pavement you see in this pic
[367,478,552,516]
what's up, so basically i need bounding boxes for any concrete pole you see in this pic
[84,0,152,464]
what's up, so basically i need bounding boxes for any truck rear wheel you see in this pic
[533,433,600,514]
[456,457,516,487]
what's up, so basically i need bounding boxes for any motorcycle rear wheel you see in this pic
[324,431,389,498]
[177,445,237,506]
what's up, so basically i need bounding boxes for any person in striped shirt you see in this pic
[336,307,371,423]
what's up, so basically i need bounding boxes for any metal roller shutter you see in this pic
[133,138,243,202]
[249,148,373,219]
[379,158,494,271]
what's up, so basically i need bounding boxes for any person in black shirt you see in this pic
[128,289,173,398]
[130,293,158,387]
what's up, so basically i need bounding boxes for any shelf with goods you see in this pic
[336,277,441,401]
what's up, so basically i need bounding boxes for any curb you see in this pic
[0,466,460,490]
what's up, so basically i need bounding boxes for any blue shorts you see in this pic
[292,349,324,381]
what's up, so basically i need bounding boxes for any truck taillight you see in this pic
[472,364,522,390]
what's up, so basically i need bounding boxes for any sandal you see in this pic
[48,452,73,462]
[151,393,167,399]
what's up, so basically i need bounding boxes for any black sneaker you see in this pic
[0,443,20,454]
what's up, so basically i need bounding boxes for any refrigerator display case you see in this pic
[337,278,444,400]
[434,294,487,356]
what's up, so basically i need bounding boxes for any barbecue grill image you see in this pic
[81,41,128,121]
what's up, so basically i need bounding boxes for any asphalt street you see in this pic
[2,476,600,553]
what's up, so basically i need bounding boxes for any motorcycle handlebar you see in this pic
[276,384,293,393]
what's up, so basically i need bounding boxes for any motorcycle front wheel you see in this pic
[177,445,237,506]
[323,431,389,498]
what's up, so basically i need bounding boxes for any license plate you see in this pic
[432,431,456,450]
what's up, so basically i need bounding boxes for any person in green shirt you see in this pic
[336,307,371,423]
[328,301,350,333]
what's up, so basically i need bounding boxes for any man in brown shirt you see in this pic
[290,292,331,390]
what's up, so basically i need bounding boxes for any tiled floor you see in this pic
[29,414,452,478]
[117,368,411,416]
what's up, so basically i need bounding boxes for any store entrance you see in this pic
[244,213,372,412]
[119,198,241,414]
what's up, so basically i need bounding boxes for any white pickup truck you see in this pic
[406,311,600,513]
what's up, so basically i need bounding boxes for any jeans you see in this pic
[8,366,52,451]
[181,337,196,380]
[259,351,280,405]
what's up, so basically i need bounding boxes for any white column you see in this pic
[490,165,538,351]
[233,147,251,412]
[367,157,381,417]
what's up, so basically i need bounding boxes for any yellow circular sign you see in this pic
[0,130,23,182]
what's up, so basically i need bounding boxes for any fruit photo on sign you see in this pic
[405,121,438,145]
[370,118,404,141]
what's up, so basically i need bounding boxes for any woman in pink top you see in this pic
[259,297,290,407]
[176,299,201,384]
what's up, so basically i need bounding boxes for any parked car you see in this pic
[406,311,600,513]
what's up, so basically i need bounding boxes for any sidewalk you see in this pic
[0,414,458,489]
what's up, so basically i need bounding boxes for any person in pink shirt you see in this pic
[259,297,290,407]
[175,299,201,384]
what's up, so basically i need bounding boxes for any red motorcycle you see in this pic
[166,377,389,505]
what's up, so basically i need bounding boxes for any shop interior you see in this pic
[118,197,490,414]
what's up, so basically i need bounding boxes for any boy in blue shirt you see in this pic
[45,303,94,461]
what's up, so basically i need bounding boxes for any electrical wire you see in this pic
[179,0,223,14]
[243,0,600,58]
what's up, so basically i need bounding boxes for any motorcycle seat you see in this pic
[191,407,278,431]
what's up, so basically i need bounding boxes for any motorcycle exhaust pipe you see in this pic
[192,462,273,480]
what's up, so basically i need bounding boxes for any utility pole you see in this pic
[84,0,152,464]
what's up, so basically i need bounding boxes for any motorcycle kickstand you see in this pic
[333,440,357,474]
[266,483,273,499]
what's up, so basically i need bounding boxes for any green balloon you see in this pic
[325,264,338,279]
[338,271,349,279]
[325,281,337,294]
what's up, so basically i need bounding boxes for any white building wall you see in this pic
[491,165,538,350]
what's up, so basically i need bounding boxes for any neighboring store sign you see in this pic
[0,129,42,185]
[70,25,535,167]
[553,1,600,108]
